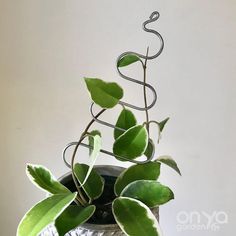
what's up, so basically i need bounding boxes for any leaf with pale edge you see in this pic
[55,205,95,236]
[144,139,155,159]
[114,108,137,140]
[149,118,170,143]
[84,78,123,108]
[17,193,77,236]
[112,197,162,236]
[158,117,169,132]
[83,132,102,185]
[117,54,140,67]
[74,163,104,200]
[26,164,70,194]
[113,125,148,161]
[114,162,160,196]
[121,180,174,207]
[156,155,181,175]
[88,130,101,155]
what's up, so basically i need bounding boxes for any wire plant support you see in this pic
[63,11,164,169]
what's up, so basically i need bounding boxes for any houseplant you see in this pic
[17,11,181,236]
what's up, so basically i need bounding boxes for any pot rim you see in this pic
[58,165,125,183]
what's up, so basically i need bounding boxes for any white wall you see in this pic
[0,0,235,235]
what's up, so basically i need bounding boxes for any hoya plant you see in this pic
[17,11,181,236]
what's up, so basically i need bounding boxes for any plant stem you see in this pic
[70,108,106,205]
[143,47,150,135]
[143,120,161,143]
[71,135,88,206]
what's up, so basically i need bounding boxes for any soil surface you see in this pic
[62,174,117,224]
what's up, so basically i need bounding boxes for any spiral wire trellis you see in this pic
[63,11,164,168]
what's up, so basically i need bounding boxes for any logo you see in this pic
[176,211,228,232]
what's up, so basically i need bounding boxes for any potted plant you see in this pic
[17,11,181,236]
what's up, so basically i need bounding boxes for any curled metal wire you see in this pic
[90,11,164,129]
[63,141,156,168]
[63,11,164,167]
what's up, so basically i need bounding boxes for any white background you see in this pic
[0,0,235,235]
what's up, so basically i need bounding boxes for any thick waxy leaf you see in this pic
[121,180,174,207]
[112,197,162,236]
[144,139,155,159]
[74,163,104,200]
[88,130,101,155]
[114,108,137,139]
[26,164,70,194]
[55,205,95,236]
[156,155,181,175]
[83,132,102,185]
[113,125,148,161]
[114,162,160,196]
[17,193,77,236]
[147,118,170,144]
[117,54,140,67]
[84,78,123,108]
[158,117,169,132]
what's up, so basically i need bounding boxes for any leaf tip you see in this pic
[26,162,33,168]
[170,190,175,200]
[25,163,34,175]
[177,169,182,176]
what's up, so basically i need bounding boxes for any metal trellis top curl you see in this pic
[63,11,164,168]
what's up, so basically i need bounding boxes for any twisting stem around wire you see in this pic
[143,47,150,135]
[116,11,164,111]
[70,109,106,205]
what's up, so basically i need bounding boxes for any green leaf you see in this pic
[114,162,161,196]
[88,130,101,155]
[158,117,169,132]
[121,180,174,207]
[144,139,155,159]
[84,78,123,108]
[113,125,148,161]
[112,197,162,236]
[83,132,102,185]
[17,193,77,236]
[114,108,137,140]
[117,54,140,67]
[156,155,181,175]
[74,163,104,200]
[55,205,95,236]
[26,164,70,194]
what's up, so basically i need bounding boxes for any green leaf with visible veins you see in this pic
[114,108,137,140]
[74,163,104,201]
[17,193,77,236]
[156,155,181,175]
[84,78,123,108]
[55,205,96,236]
[114,162,161,196]
[26,164,70,194]
[113,125,148,161]
[121,180,174,207]
[112,197,162,236]
[117,54,140,67]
